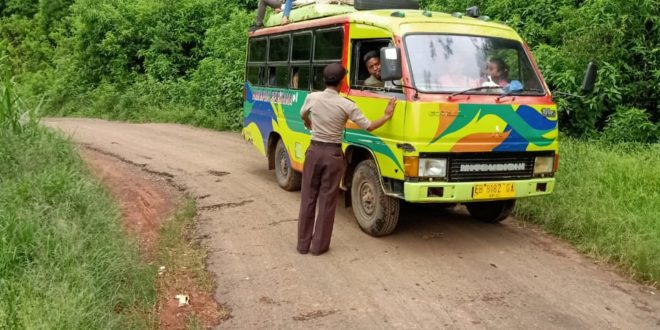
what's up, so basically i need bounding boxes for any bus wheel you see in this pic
[465,200,516,223]
[351,159,400,236]
[274,139,301,191]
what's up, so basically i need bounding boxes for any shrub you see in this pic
[603,106,659,144]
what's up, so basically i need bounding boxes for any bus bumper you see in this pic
[403,178,555,203]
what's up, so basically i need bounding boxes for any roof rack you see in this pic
[264,0,420,27]
[265,2,355,27]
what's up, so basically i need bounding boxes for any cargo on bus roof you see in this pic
[263,0,421,27]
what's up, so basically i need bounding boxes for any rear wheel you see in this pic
[274,139,301,191]
[351,159,400,236]
[465,200,516,223]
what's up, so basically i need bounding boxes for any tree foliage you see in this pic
[1,0,658,140]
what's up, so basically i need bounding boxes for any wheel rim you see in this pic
[277,147,289,178]
[358,180,376,216]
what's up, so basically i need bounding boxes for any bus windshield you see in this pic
[404,34,545,95]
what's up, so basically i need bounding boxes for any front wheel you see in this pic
[274,139,301,191]
[465,200,516,223]
[351,159,400,236]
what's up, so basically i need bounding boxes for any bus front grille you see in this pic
[446,153,538,182]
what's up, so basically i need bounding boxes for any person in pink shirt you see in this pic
[485,57,510,87]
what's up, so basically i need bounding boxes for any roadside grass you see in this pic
[157,198,231,328]
[159,199,214,291]
[0,70,155,328]
[516,137,660,285]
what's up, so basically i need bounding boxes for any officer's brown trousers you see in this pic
[297,142,345,255]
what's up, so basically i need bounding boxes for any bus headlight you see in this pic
[419,158,447,177]
[534,156,554,174]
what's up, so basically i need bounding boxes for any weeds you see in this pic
[0,70,155,329]
[0,56,40,133]
[516,137,660,285]
[156,198,230,328]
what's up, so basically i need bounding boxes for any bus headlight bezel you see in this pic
[418,158,448,178]
[534,156,555,175]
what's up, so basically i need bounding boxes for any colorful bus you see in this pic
[242,2,581,236]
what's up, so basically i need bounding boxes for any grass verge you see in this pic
[0,126,156,328]
[516,137,660,285]
[156,198,230,328]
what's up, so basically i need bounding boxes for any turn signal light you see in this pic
[404,156,419,177]
[554,154,560,172]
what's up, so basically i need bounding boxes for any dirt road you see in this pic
[46,118,660,329]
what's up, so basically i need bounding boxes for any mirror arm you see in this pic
[553,91,587,99]
[391,80,419,99]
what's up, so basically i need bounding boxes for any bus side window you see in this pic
[312,66,327,91]
[247,66,265,86]
[291,32,312,90]
[247,37,268,86]
[268,66,289,88]
[291,66,310,90]
[311,27,344,91]
[249,38,267,62]
[268,34,290,88]
[314,29,343,61]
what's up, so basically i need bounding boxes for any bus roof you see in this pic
[258,5,519,41]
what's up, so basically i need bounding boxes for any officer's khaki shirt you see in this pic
[300,88,371,144]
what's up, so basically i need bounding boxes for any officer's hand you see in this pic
[385,98,396,118]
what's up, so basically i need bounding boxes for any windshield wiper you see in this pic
[447,86,502,100]
[496,88,545,102]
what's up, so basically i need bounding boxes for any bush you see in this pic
[516,138,660,283]
[603,106,659,144]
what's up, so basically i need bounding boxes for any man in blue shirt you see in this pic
[251,0,293,31]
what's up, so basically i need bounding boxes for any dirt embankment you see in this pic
[80,147,229,329]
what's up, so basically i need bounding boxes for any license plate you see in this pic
[473,183,516,200]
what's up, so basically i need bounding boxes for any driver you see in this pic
[363,51,384,88]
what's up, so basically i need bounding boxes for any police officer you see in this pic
[298,63,396,255]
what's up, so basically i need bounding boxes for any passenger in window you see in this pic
[363,51,384,88]
[485,57,510,87]
[291,68,300,89]
[268,67,277,86]
[251,0,293,32]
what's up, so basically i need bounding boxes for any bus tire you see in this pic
[351,159,400,236]
[274,139,301,191]
[465,200,516,223]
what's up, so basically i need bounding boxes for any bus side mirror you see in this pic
[380,47,403,81]
[581,62,597,93]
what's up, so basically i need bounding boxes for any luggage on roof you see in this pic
[264,0,419,27]
[354,0,419,10]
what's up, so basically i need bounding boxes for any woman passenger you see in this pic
[486,57,509,87]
